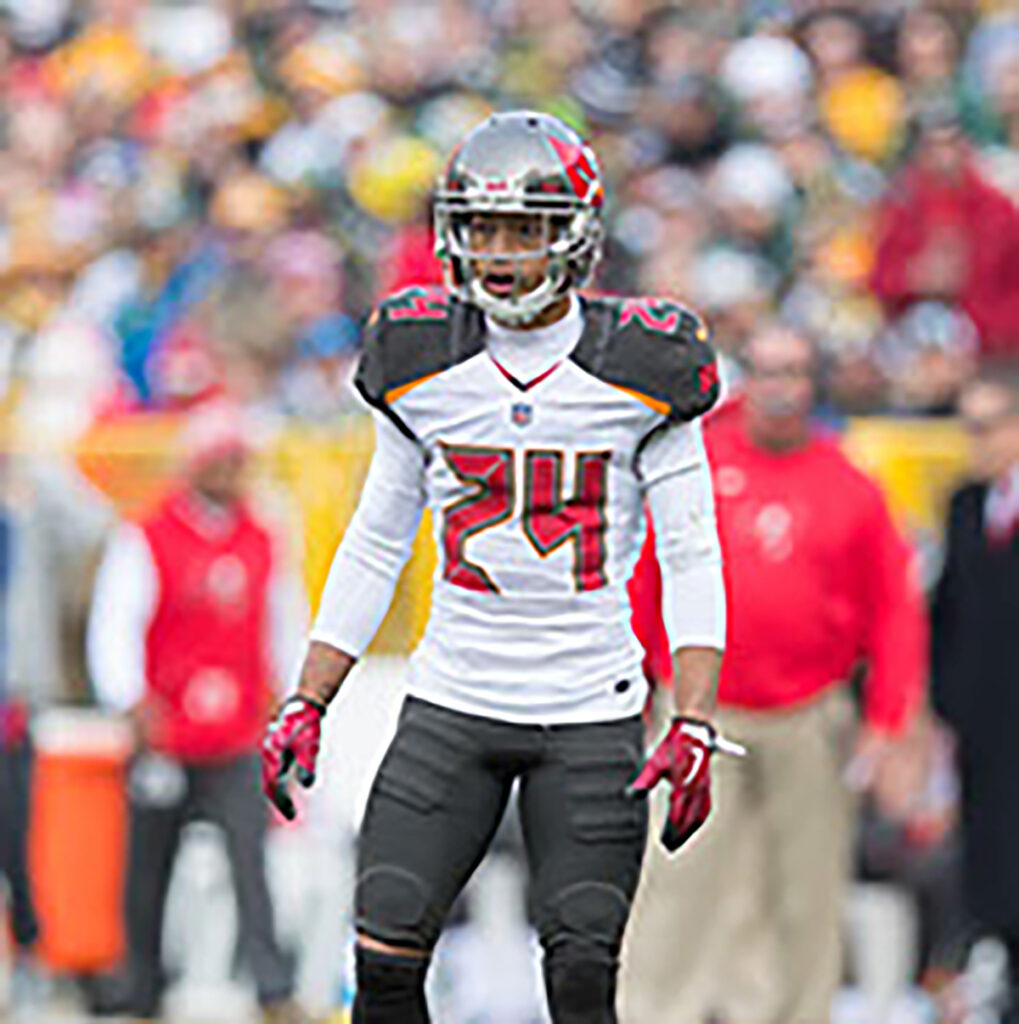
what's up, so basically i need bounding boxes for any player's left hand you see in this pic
[261,694,327,821]
[627,716,745,852]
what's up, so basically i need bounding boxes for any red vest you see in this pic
[142,491,273,762]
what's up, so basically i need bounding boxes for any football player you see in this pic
[262,111,734,1024]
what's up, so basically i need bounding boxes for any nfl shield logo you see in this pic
[511,402,533,427]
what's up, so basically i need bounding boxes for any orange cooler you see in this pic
[29,709,132,973]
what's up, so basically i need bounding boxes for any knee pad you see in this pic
[352,944,430,1024]
[542,881,631,946]
[540,882,631,1024]
[356,865,435,949]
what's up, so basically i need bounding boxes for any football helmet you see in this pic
[434,111,605,324]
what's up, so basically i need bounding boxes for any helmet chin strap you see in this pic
[468,270,566,326]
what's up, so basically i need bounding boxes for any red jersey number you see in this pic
[441,446,610,594]
[440,445,514,593]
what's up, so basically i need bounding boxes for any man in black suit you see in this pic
[933,374,1019,1021]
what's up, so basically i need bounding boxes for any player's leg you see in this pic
[519,714,648,1024]
[354,697,514,1024]
[196,756,295,1008]
[122,758,188,1016]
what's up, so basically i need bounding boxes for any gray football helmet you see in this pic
[433,111,605,324]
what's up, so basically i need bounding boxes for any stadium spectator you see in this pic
[621,324,927,1024]
[87,400,309,1024]
[878,302,979,416]
[869,100,1019,359]
[798,7,907,165]
[933,375,1019,1024]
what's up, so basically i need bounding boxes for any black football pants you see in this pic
[354,695,648,1023]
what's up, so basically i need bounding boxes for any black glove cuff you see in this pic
[672,715,717,740]
[289,693,328,717]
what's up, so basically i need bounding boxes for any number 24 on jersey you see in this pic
[441,444,610,595]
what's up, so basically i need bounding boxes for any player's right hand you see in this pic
[261,694,327,821]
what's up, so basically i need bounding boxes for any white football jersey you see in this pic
[343,286,720,725]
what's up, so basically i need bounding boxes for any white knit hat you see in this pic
[719,36,813,102]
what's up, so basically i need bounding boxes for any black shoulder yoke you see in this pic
[353,286,485,439]
[570,296,720,422]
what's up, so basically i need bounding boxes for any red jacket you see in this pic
[629,526,671,690]
[630,409,926,734]
[869,159,1019,358]
[142,492,274,761]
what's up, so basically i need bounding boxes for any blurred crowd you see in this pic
[2,0,1019,1020]
[1,0,1019,439]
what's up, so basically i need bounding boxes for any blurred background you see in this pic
[0,0,1018,1021]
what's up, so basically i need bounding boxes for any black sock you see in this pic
[544,952,617,1024]
[351,945,430,1024]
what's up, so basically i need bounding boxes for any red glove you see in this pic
[262,695,327,821]
[628,717,734,852]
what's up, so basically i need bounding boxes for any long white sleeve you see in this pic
[87,524,159,712]
[266,541,309,693]
[640,420,726,651]
[309,412,427,657]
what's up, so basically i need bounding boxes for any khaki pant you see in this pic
[619,690,857,1024]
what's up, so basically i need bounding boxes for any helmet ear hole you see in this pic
[550,214,571,239]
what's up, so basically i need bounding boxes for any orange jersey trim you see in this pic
[608,383,670,416]
[385,371,442,404]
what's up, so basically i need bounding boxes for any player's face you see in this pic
[463,212,552,302]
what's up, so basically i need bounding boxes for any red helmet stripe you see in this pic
[544,133,600,203]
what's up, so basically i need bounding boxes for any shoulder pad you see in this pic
[354,287,484,414]
[573,297,720,422]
